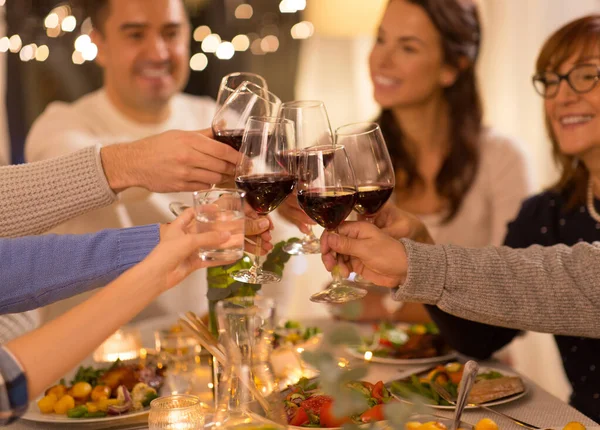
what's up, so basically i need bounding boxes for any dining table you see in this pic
[7,316,599,430]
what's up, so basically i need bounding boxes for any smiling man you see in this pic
[24,0,229,324]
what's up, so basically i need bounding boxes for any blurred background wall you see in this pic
[0,0,599,402]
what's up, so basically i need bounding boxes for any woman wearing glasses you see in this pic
[411,15,600,420]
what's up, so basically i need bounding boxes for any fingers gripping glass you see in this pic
[532,64,600,98]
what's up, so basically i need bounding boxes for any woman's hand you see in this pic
[244,205,274,255]
[360,202,434,244]
[321,221,408,288]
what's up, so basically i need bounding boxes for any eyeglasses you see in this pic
[532,63,600,98]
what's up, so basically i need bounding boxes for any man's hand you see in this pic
[320,221,408,288]
[101,128,241,193]
[244,204,274,255]
[277,193,315,234]
[360,202,434,244]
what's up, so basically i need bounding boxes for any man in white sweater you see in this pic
[25,0,232,323]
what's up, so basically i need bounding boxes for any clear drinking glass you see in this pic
[278,100,335,255]
[212,82,282,152]
[215,72,268,111]
[296,145,367,303]
[213,296,287,429]
[192,188,246,262]
[232,117,296,284]
[148,394,205,430]
[336,122,395,286]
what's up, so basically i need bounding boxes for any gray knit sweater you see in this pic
[394,239,600,338]
[0,146,116,238]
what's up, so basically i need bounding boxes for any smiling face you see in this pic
[93,0,190,120]
[368,0,459,110]
[544,49,600,159]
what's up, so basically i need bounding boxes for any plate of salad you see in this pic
[388,362,528,409]
[283,377,394,429]
[346,323,455,365]
[22,359,163,423]
[274,320,323,351]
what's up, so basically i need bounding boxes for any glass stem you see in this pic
[304,226,318,242]
[330,228,342,287]
[253,218,263,276]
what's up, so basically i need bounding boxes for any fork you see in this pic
[430,380,540,430]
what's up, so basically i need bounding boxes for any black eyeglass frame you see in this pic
[532,63,600,98]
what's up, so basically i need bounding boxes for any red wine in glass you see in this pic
[215,130,244,151]
[235,173,296,215]
[354,184,394,216]
[297,188,357,230]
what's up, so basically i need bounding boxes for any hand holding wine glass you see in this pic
[232,116,296,284]
[278,100,335,255]
[212,82,281,151]
[296,145,367,303]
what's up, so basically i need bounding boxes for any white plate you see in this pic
[345,346,457,365]
[388,366,529,410]
[21,400,149,424]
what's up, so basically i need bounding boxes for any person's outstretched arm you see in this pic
[0,211,233,424]
[0,225,159,315]
[321,219,600,338]
[0,146,116,238]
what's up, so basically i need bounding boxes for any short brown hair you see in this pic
[536,15,600,208]
[80,0,110,33]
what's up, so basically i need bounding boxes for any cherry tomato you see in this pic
[360,404,385,423]
[372,381,385,401]
[300,395,333,414]
[290,407,310,426]
[320,401,351,428]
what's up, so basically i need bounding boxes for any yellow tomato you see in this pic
[474,418,499,430]
[71,382,92,400]
[85,402,99,413]
[37,394,58,414]
[53,395,75,414]
[563,422,586,430]
[405,422,422,430]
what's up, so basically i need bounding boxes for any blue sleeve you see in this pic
[0,225,159,314]
[426,195,552,357]
[0,346,27,425]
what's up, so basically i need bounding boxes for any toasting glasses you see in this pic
[212,81,282,152]
[215,72,268,110]
[278,100,335,255]
[296,145,367,303]
[337,122,395,286]
[232,117,296,284]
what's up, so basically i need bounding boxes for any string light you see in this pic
[0,37,9,53]
[8,35,22,53]
[193,25,211,42]
[260,35,279,53]
[215,41,234,60]
[35,45,50,62]
[81,43,98,61]
[61,16,77,32]
[74,35,91,52]
[279,0,305,13]
[235,4,253,19]
[19,44,36,62]
[44,13,59,29]
[189,53,208,71]
[232,35,250,52]
[291,21,314,39]
[72,50,85,65]
[201,34,221,53]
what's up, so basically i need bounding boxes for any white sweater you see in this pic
[25,89,217,323]
[418,130,534,248]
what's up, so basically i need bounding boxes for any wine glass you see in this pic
[278,100,334,255]
[212,81,281,151]
[336,122,395,286]
[232,116,296,284]
[215,72,268,110]
[296,145,367,303]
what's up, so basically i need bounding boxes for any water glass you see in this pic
[193,188,245,262]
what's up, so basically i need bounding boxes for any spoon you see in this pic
[451,360,479,430]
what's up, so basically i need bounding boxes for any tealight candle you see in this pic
[148,395,205,430]
[93,328,142,363]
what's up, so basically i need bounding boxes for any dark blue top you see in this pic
[427,188,600,421]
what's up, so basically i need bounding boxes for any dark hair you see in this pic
[377,0,483,222]
[536,15,600,209]
[80,0,110,33]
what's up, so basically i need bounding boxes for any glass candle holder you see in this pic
[148,395,205,430]
[93,327,142,363]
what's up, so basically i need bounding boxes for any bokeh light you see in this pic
[261,35,279,53]
[189,53,208,71]
[61,15,77,32]
[232,34,250,51]
[235,4,253,19]
[291,21,315,39]
[193,25,211,42]
[35,45,50,62]
[72,50,85,65]
[216,42,235,60]
[9,35,22,53]
[82,43,98,61]
[201,34,221,53]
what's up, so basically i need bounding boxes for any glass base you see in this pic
[283,237,321,255]
[231,269,281,285]
[310,283,367,304]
